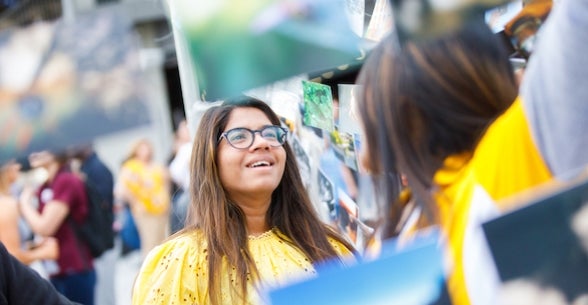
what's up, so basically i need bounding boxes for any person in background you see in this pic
[356,0,588,302]
[132,96,357,305]
[69,145,114,226]
[168,119,192,233]
[0,242,80,305]
[504,0,553,85]
[19,150,96,305]
[115,138,171,259]
[68,144,115,305]
[167,119,191,201]
[0,159,58,265]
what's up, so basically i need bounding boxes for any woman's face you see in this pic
[135,142,152,162]
[28,151,54,169]
[0,161,21,185]
[217,107,286,201]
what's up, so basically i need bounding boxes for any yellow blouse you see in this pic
[132,228,354,305]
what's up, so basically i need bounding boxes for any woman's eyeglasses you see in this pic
[218,125,288,149]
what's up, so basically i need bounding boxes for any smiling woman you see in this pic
[131,95,357,305]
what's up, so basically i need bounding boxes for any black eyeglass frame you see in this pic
[218,125,289,149]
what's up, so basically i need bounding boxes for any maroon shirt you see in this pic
[37,167,93,276]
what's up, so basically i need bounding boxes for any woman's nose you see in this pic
[249,132,271,150]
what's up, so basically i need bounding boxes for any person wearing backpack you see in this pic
[70,145,115,253]
[19,150,96,305]
[69,144,115,305]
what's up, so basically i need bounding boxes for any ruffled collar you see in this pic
[248,228,277,240]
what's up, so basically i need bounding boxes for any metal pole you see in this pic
[61,0,76,22]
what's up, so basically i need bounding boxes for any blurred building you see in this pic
[0,0,183,173]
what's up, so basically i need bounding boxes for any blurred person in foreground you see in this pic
[132,96,357,305]
[0,242,80,305]
[19,150,95,305]
[356,0,588,303]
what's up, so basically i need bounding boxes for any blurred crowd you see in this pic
[0,118,193,305]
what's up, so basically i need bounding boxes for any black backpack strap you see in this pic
[66,216,92,271]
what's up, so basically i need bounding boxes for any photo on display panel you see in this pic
[318,168,336,219]
[329,128,358,172]
[337,188,359,245]
[290,135,311,190]
[302,80,334,132]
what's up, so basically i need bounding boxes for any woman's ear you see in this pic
[358,147,373,175]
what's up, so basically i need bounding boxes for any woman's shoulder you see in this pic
[146,230,207,261]
[272,228,356,261]
[137,230,207,282]
[133,230,208,304]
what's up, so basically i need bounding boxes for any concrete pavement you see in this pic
[95,238,142,305]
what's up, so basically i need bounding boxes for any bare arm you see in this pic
[114,167,132,204]
[19,188,69,237]
[0,197,25,260]
[0,197,59,264]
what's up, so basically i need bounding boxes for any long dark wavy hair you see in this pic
[357,20,518,235]
[185,96,357,305]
